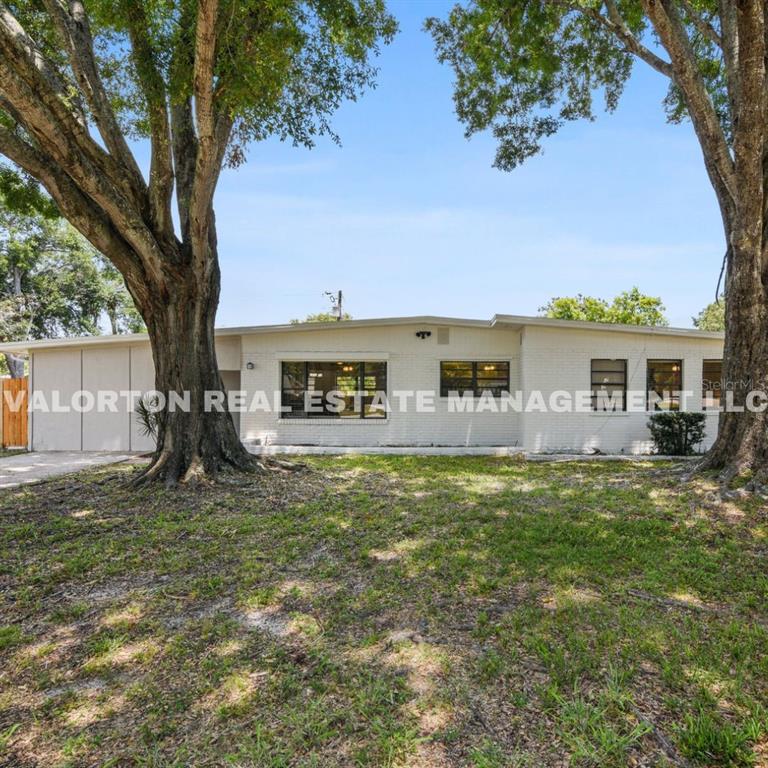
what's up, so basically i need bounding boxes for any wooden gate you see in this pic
[1,377,28,449]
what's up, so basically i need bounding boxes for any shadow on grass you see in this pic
[0,457,766,766]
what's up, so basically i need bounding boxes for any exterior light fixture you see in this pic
[415,330,432,339]
[246,362,255,370]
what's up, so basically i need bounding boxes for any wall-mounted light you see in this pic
[246,362,255,370]
[415,330,432,340]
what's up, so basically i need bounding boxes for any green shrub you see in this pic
[647,412,706,455]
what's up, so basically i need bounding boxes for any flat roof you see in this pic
[491,314,724,339]
[0,313,724,354]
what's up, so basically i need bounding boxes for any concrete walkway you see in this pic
[0,452,140,489]
[245,444,696,461]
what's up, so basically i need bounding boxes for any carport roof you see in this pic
[0,313,724,355]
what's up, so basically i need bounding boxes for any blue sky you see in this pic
[212,0,724,329]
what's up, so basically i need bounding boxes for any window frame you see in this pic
[280,360,388,419]
[702,359,723,411]
[646,359,683,411]
[439,360,511,398]
[590,358,627,412]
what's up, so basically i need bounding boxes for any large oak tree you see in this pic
[0,0,395,483]
[428,0,766,486]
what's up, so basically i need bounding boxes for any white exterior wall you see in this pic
[82,347,131,450]
[241,323,522,447]
[22,322,724,454]
[216,336,241,370]
[29,336,241,452]
[31,349,83,450]
[519,325,723,454]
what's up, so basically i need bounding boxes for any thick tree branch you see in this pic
[171,99,198,245]
[42,0,146,204]
[0,125,144,296]
[679,0,722,48]
[189,0,232,268]
[0,7,153,224]
[579,0,674,79]
[122,1,175,242]
[194,0,219,149]
[718,0,739,117]
[728,0,765,281]
[169,1,198,246]
[643,0,736,215]
[0,57,169,286]
[0,3,86,126]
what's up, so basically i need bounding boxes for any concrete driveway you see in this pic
[0,452,141,489]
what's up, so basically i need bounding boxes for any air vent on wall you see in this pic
[437,328,450,345]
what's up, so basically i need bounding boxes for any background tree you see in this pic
[428,0,767,486]
[1,170,142,377]
[97,258,146,335]
[541,287,668,326]
[290,311,353,324]
[0,0,395,484]
[693,298,726,332]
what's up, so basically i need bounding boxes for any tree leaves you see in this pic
[427,0,633,169]
[540,287,668,326]
[427,0,730,169]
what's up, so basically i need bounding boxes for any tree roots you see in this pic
[132,449,304,488]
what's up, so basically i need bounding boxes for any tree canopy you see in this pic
[427,1,730,172]
[540,287,668,326]
[290,311,353,324]
[693,298,726,331]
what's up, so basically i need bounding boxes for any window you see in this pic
[647,360,682,411]
[281,361,387,418]
[591,359,627,411]
[440,361,510,397]
[703,360,723,410]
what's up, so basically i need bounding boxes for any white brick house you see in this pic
[0,314,725,454]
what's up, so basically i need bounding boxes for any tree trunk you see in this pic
[134,257,255,485]
[4,353,25,379]
[6,265,28,378]
[698,236,768,486]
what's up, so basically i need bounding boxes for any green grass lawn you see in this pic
[1,457,766,767]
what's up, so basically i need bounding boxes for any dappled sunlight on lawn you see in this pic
[0,457,766,766]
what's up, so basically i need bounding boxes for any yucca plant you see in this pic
[135,395,163,440]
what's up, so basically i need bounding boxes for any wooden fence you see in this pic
[1,377,28,449]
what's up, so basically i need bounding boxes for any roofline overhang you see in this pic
[491,314,725,340]
[0,316,490,355]
[0,313,724,356]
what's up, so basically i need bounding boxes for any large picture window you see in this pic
[703,360,723,410]
[281,361,387,419]
[647,360,682,411]
[440,361,510,397]
[590,359,627,411]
